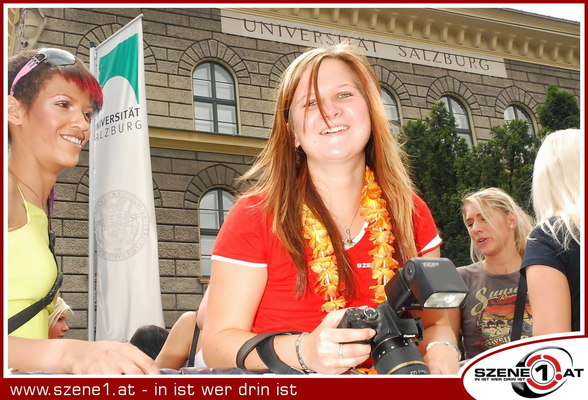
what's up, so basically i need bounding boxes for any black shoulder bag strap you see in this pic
[510,273,528,342]
[187,315,201,368]
[8,230,63,335]
[8,272,63,334]
[236,331,305,374]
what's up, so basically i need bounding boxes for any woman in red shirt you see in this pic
[201,43,457,374]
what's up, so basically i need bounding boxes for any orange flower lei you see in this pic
[302,167,399,312]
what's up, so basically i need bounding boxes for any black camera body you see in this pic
[339,303,428,375]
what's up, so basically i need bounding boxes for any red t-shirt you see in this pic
[212,193,441,333]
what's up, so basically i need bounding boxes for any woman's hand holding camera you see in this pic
[300,309,376,374]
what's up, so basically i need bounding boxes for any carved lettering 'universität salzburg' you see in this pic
[221,10,507,78]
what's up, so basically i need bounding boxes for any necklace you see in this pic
[302,166,399,312]
[8,169,45,210]
[333,202,361,247]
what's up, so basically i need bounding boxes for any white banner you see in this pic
[89,15,164,342]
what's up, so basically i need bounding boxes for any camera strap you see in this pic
[236,331,306,374]
[510,274,527,342]
[187,312,200,368]
[8,229,62,335]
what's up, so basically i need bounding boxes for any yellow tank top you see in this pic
[8,187,57,339]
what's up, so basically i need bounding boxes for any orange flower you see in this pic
[370,218,392,231]
[371,257,399,272]
[371,267,395,283]
[310,256,337,274]
[370,257,387,270]
[352,367,378,375]
[360,197,385,211]
[364,181,382,198]
[311,241,334,259]
[370,284,387,303]
[370,229,392,244]
[321,297,347,312]
[306,228,327,246]
[317,283,339,298]
[369,242,395,259]
[317,268,339,286]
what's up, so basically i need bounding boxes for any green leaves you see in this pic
[537,84,580,136]
[398,85,577,266]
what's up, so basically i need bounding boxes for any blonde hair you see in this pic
[49,297,73,327]
[532,129,581,248]
[240,43,416,297]
[462,187,534,263]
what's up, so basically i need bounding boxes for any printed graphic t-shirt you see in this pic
[458,262,532,360]
[212,193,442,334]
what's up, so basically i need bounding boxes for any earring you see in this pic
[295,145,304,166]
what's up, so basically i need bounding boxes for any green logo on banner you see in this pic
[99,34,140,103]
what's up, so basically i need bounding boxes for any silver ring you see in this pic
[337,343,344,359]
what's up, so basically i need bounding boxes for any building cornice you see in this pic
[149,127,266,156]
[238,7,580,71]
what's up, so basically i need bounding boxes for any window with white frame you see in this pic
[193,62,237,134]
[504,104,536,137]
[381,88,401,134]
[199,188,235,276]
[440,95,474,147]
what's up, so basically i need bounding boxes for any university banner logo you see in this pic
[461,337,587,399]
[89,14,164,342]
[98,33,140,103]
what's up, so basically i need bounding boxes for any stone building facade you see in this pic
[6,7,580,339]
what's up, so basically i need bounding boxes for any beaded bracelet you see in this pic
[295,332,314,373]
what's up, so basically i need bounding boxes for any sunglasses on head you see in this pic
[10,48,76,96]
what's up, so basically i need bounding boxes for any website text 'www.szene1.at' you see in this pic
[9,382,139,397]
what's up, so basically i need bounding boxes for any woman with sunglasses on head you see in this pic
[8,48,158,374]
[200,43,461,375]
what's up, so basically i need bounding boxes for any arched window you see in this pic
[440,95,473,147]
[199,188,235,276]
[380,88,401,134]
[193,62,237,134]
[504,105,536,137]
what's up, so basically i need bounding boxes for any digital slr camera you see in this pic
[339,302,428,374]
[339,258,468,375]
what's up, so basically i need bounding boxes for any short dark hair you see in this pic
[129,324,169,360]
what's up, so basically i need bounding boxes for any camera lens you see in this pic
[371,336,429,375]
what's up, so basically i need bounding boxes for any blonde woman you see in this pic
[201,43,459,375]
[48,297,73,339]
[522,129,581,335]
[447,188,534,361]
